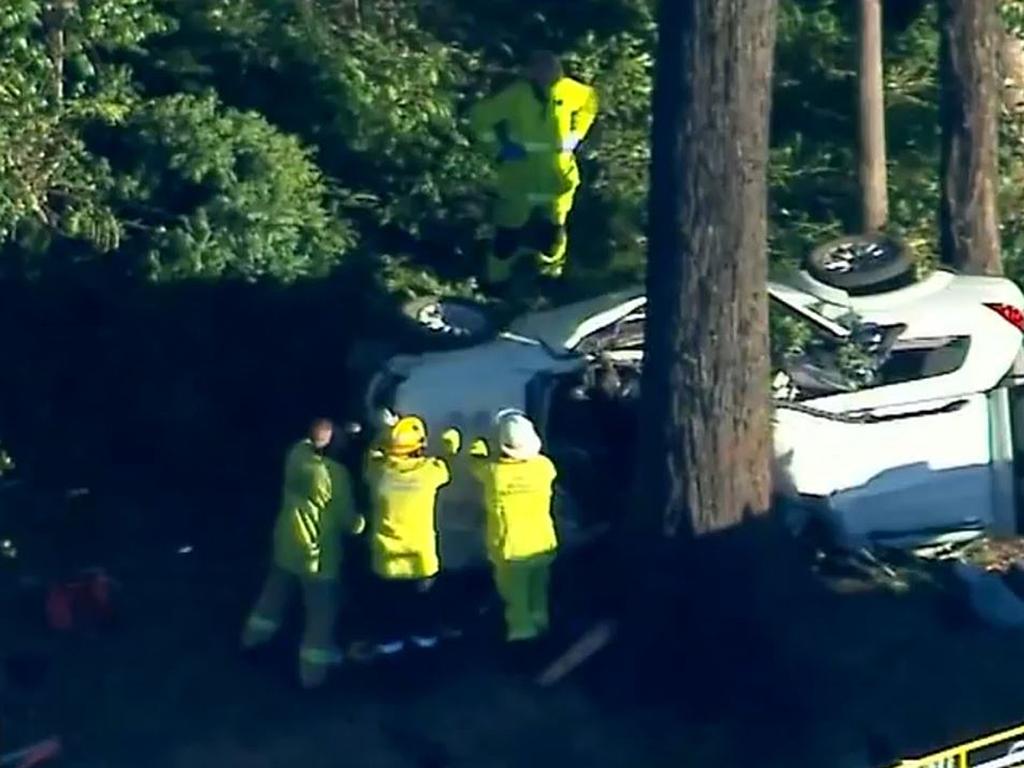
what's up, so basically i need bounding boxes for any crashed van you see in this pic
[360,237,1024,568]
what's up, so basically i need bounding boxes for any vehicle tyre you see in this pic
[398,296,497,351]
[805,234,914,291]
[346,339,398,384]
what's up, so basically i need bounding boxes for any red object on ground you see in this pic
[44,587,74,631]
[44,570,115,631]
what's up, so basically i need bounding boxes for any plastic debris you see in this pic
[0,736,61,768]
[176,545,194,555]
[1,539,16,559]
[65,488,90,499]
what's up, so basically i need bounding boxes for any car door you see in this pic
[775,393,996,548]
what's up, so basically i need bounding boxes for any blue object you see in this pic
[498,140,527,162]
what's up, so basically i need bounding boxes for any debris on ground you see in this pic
[812,546,912,593]
[0,737,61,768]
[957,537,1024,572]
[536,619,617,687]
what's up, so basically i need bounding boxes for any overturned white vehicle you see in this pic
[361,240,1024,568]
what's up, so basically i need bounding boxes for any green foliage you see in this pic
[999,2,1024,284]
[0,0,1020,298]
[769,0,942,269]
[567,16,655,273]
[0,0,170,253]
[110,92,353,281]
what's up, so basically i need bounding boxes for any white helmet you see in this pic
[496,410,542,460]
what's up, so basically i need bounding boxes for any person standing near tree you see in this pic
[470,410,558,644]
[241,418,365,689]
[468,50,599,290]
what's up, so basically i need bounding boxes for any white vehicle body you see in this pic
[365,269,1024,568]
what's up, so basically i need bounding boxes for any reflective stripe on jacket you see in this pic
[468,76,599,198]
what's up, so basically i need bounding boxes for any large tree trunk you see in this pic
[626,0,788,721]
[641,0,776,543]
[858,0,889,232]
[939,0,1002,275]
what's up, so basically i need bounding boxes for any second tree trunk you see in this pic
[939,0,1002,275]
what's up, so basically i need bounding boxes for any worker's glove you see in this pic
[441,428,462,456]
[470,438,489,458]
[560,133,581,152]
[498,140,527,162]
[378,408,399,429]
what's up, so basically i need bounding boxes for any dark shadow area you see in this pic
[0,257,408,501]
[5,356,1024,768]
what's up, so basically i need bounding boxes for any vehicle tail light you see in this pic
[985,303,1024,332]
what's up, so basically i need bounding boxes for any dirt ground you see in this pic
[5,485,1024,768]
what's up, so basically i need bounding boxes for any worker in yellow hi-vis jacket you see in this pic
[241,418,365,689]
[365,414,461,655]
[470,410,558,642]
[468,50,599,287]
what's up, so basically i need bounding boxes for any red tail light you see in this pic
[985,302,1024,332]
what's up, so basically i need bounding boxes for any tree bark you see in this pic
[622,0,795,719]
[43,1,76,104]
[939,0,1002,275]
[640,0,776,544]
[858,0,889,232]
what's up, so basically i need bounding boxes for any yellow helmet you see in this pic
[388,415,427,456]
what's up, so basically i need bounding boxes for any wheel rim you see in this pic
[413,301,489,338]
[820,240,893,274]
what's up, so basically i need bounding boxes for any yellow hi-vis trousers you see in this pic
[492,552,555,642]
[487,189,576,284]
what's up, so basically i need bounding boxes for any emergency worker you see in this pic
[366,415,461,654]
[470,410,558,642]
[468,50,599,287]
[241,418,365,688]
